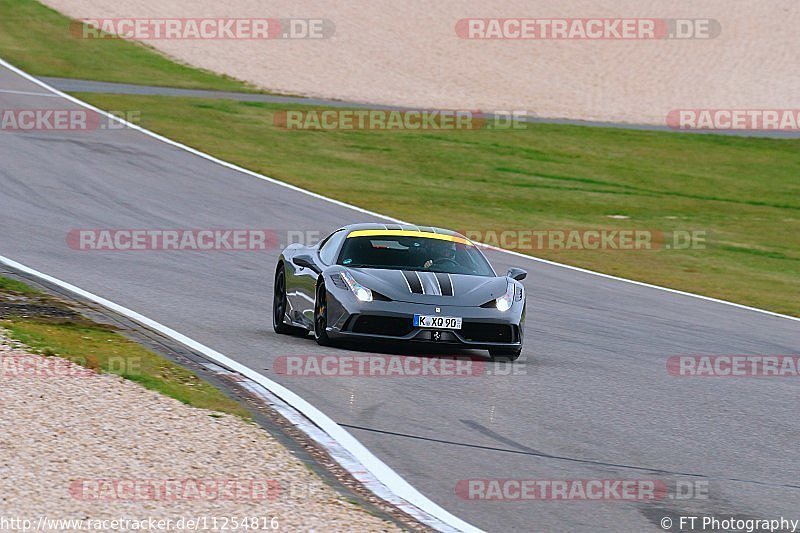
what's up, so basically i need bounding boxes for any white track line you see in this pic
[1,58,795,324]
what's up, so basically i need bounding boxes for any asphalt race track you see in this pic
[1,63,798,532]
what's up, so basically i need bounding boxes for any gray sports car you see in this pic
[272,223,526,360]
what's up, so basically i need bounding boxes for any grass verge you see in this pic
[0,275,251,419]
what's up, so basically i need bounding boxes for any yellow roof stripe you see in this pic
[346,229,473,246]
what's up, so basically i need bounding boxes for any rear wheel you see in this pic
[273,266,294,334]
[314,282,334,346]
[489,346,522,362]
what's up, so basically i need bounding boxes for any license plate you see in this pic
[413,314,462,329]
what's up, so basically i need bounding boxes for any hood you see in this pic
[347,267,508,306]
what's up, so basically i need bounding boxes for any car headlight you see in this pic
[496,282,514,312]
[341,271,373,302]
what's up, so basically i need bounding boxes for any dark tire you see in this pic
[313,282,334,346]
[273,265,295,334]
[489,346,522,362]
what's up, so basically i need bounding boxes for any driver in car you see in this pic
[422,240,458,270]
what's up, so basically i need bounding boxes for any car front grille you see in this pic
[350,315,413,337]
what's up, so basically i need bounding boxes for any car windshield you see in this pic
[337,233,495,276]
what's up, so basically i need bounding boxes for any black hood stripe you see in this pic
[435,273,454,296]
[400,271,455,296]
[402,270,424,294]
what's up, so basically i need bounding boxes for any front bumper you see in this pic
[325,297,524,350]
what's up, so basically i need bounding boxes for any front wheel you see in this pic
[314,282,334,346]
[489,346,522,362]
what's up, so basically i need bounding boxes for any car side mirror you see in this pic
[292,254,321,274]
[507,267,527,281]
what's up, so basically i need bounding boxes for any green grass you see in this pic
[0,0,797,316]
[73,94,800,316]
[0,0,256,91]
[0,275,42,295]
[0,277,250,418]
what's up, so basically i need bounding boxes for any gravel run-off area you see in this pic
[40,0,799,125]
[0,331,400,531]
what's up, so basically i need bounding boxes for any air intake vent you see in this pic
[461,323,515,343]
[351,315,412,336]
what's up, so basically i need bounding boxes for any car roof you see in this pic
[340,223,468,240]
